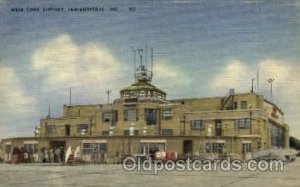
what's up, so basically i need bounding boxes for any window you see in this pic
[77,124,89,134]
[123,129,139,136]
[82,143,107,155]
[24,144,37,154]
[139,90,145,97]
[5,145,12,154]
[234,102,238,110]
[241,101,248,109]
[191,120,204,130]
[270,122,285,147]
[162,129,173,136]
[65,125,71,136]
[102,111,118,125]
[242,143,252,153]
[206,143,224,154]
[123,92,130,99]
[47,125,56,134]
[162,109,172,120]
[124,109,138,121]
[145,109,157,125]
[130,91,137,98]
[235,119,251,129]
[102,131,109,136]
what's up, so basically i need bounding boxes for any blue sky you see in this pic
[1,0,300,138]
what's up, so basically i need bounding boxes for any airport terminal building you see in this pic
[0,61,289,163]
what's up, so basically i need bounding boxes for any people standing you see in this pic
[49,148,54,163]
[60,146,64,163]
[44,149,49,163]
[55,148,60,162]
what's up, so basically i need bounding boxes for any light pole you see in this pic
[267,78,275,101]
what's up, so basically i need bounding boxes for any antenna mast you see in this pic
[257,70,259,93]
[251,78,255,93]
[138,48,143,66]
[106,90,111,104]
[267,78,275,101]
[151,48,153,81]
[132,46,154,83]
[131,47,136,81]
[145,45,148,70]
[69,87,72,106]
[47,104,51,118]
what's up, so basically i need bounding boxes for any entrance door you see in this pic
[50,141,66,150]
[65,125,70,136]
[50,141,66,163]
[183,140,193,155]
[215,120,222,136]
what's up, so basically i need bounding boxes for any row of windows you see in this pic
[270,122,285,147]
[102,129,175,136]
[206,143,252,154]
[191,120,204,130]
[102,109,173,125]
[191,119,251,130]
[234,119,251,129]
[47,124,89,134]
[5,145,38,154]
[82,143,107,155]
[47,118,252,135]
[122,90,165,99]
[229,101,248,110]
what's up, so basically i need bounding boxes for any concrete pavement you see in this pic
[0,159,299,187]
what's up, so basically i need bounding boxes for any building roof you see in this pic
[120,81,166,95]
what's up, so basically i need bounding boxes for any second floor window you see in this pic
[102,111,118,125]
[191,120,205,130]
[235,119,251,129]
[162,109,172,120]
[47,125,56,134]
[124,109,138,121]
[145,109,157,125]
[241,101,248,109]
[77,124,88,134]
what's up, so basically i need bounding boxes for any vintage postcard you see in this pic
[0,0,299,186]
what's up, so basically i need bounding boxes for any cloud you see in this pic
[211,60,254,94]
[0,67,36,114]
[0,67,37,138]
[31,34,123,102]
[32,34,79,85]
[31,35,190,101]
[210,59,300,137]
[153,61,191,98]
